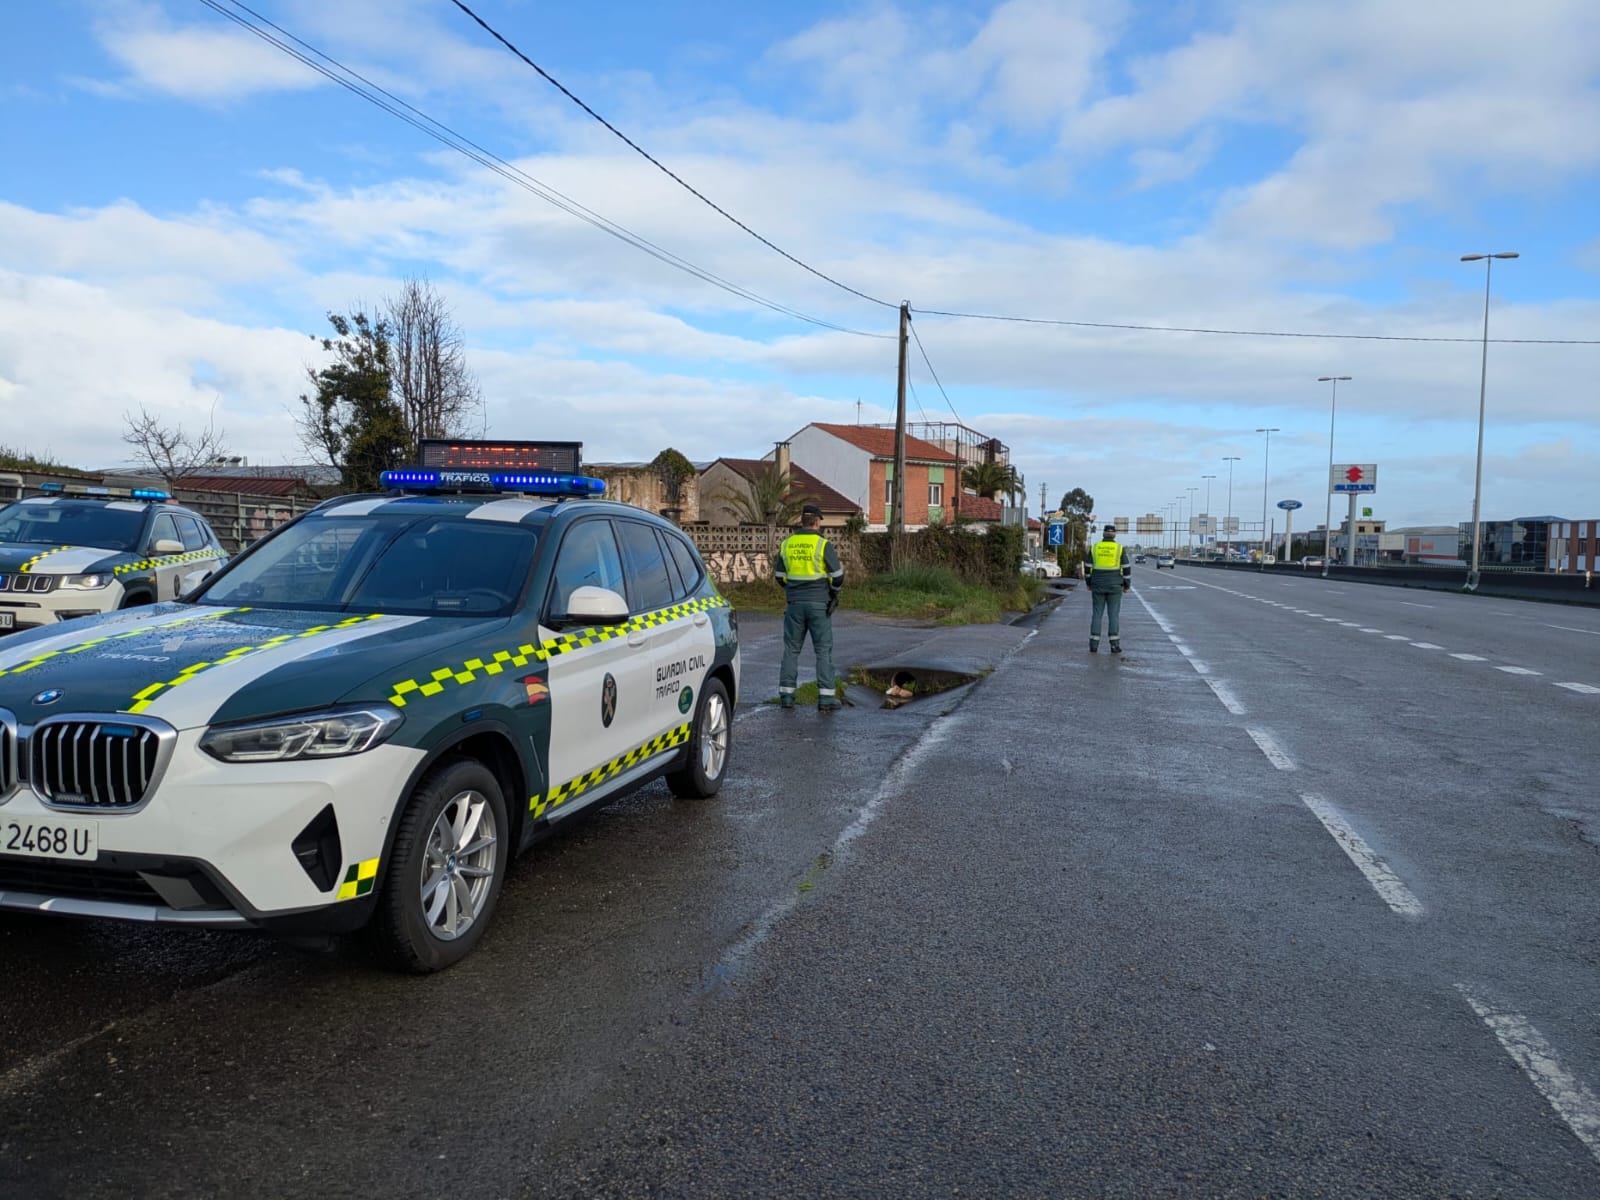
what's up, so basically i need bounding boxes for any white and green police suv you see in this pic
[0,483,229,634]
[0,468,739,971]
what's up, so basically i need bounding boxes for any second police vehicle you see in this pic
[0,483,229,634]
[0,442,739,971]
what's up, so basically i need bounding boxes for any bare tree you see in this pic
[386,277,483,447]
[121,405,229,482]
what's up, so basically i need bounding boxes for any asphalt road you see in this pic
[3,580,1599,1198]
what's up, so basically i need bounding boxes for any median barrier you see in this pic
[1180,558,1600,607]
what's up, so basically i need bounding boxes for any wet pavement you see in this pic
[4,582,1600,1198]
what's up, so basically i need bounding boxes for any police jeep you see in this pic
[0,462,739,971]
[0,482,229,634]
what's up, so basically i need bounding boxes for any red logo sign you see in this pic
[1344,466,1365,483]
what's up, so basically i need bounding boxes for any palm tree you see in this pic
[713,463,807,557]
[962,460,1017,500]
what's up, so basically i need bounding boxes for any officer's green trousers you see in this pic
[779,601,835,697]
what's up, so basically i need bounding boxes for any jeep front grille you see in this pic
[0,574,55,593]
[29,717,173,811]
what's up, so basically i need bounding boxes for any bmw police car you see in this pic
[0,482,228,634]
[0,462,738,971]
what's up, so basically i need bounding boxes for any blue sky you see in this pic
[2,0,1598,534]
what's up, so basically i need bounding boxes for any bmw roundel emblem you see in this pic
[32,689,64,706]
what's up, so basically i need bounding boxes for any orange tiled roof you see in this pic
[808,423,958,463]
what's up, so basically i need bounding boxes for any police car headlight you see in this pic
[199,706,403,763]
[59,573,114,590]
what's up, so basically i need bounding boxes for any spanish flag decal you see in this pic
[522,677,549,705]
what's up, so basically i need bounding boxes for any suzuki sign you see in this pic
[1331,463,1377,493]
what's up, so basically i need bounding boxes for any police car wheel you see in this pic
[369,757,509,972]
[667,677,730,800]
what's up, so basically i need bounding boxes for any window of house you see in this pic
[929,482,943,506]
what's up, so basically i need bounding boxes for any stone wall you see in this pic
[683,524,864,586]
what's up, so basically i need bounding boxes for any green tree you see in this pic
[962,460,1018,499]
[651,448,696,518]
[1057,486,1095,557]
[298,311,410,493]
[713,462,806,557]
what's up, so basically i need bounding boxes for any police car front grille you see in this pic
[28,719,170,811]
[0,711,16,795]
[0,574,55,593]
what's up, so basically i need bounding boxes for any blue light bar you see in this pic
[379,469,606,497]
[34,481,170,501]
[131,487,171,501]
[37,482,63,493]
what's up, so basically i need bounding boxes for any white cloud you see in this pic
[96,18,327,102]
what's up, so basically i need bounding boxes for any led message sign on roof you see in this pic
[419,440,583,473]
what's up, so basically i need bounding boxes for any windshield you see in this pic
[195,511,541,617]
[0,500,146,552]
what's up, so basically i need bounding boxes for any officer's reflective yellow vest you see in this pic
[781,532,830,580]
[1092,540,1122,570]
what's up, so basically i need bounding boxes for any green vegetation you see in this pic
[719,577,786,614]
[0,446,84,474]
[847,564,1037,625]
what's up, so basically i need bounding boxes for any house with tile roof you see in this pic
[780,422,959,532]
[698,452,860,528]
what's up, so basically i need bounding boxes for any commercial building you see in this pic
[1547,520,1600,574]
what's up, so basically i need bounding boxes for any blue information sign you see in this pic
[1046,522,1066,547]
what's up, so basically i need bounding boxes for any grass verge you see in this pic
[721,567,1043,624]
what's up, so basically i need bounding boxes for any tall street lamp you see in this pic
[1317,376,1351,576]
[1185,487,1198,557]
[1201,475,1216,558]
[1223,455,1241,560]
[1461,251,1519,590]
[1256,428,1279,567]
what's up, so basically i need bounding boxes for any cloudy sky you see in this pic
[2,0,1598,535]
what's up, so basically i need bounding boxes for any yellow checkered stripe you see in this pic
[18,546,72,574]
[531,723,691,819]
[386,595,729,709]
[125,613,387,714]
[0,607,245,680]
[113,549,226,577]
[337,857,379,900]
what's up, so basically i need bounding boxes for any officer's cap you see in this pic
[1103,524,1117,535]
[801,503,823,519]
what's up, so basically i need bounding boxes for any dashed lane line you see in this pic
[1246,727,1295,771]
[1205,677,1246,714]
[1497,666,1542,676]
[1299,793,1424,918]
[1457,985,1600,1165]
[1451,653,1487,662]
[1385,634,1411,641]
[1411,642,1444,650]
[1555,682,1600,694]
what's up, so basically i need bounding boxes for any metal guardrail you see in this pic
[1183,558,1599,606]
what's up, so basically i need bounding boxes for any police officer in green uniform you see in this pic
[774,503,844,710]
[1087,523,1131,654]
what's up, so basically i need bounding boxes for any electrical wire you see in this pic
[446,0,897,312]
[197,0,891,339]
[906,315,963,423]
[910,306,1600,345]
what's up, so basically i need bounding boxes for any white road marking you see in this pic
[1400,601,1435,608]
[1205,677,1246,714]
[1360,628,1383,634]
[1497,666,1542,676]
[1411,642,1444,650]
[1323,617,1342,622]
[1385,634,1411,641]
[1306,612,1324,617]
[1545,623,1600,638]
[1246,727,1295,770]
[1299,793,1423,918]
[1554,682,1600,694]
[1456,986,1600,1164]
[1450,653,1487,661]
[1338,622,1362,627]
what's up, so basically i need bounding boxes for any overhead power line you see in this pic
[197,0,890,339]
[446,0,896,311]
[911,306,1600,345]
[906,315,963,424]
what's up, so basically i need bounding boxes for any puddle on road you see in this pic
[849,664,983,708]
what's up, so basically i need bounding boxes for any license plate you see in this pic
[0,816,99,862]
[0,612,12,629]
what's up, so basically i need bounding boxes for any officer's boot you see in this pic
[1088,636,1099,653]
[1109,637,1122,655]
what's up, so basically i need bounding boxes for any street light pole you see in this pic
[1223,456,1240,560]
[1256,428,1279,568]
[1201,474,1216,558]
[1185,487,1198,557]
[1461,251,1519,590]
[1317,376,1351,576]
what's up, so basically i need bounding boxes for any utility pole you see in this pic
[1040,481,1047,517]
[891,302,909,566]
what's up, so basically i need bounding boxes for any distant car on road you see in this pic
[1156,554,1176,570]
[1133,554,1147,564]
[1021,556,1061,579]
[1301,556,1326,568]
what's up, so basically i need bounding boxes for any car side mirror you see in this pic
[153,538,184,555]
[555,585,629,626]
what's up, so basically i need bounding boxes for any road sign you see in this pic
[1362,506,1373,517]
[1046,522,1066,547]
[1277,499,1303,510]
[1331,463,1377,493]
